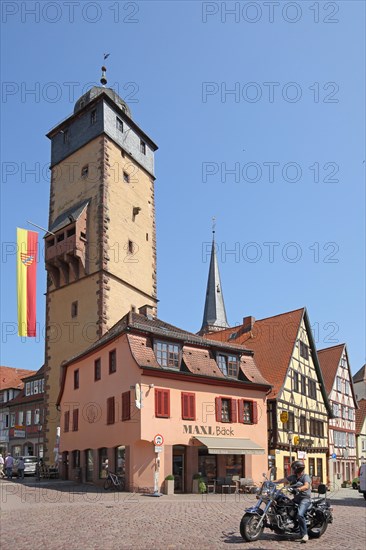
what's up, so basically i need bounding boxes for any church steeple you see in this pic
[198,222,229,335]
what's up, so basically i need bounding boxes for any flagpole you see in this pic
[27,221,55,236]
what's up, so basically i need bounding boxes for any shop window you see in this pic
[99,447,108,479]
[85,449,93,482]
[72,450,80,468]
[238,400,257,424]
[225,455,243,478]
[72,409,79,431]
[155,388,170,418]
[181,392,195,421]
[215,397,237,423]
[284,456,291,477]
[64,411,70,432]
[94,358,101,381]
[107,397,115,425]
[109,349,117,374]
[115,446,126,477]
[74,369,79,389]
[154,341,180,369]
[198,448,217,483]
[122,391,130,421]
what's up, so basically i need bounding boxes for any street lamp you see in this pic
[288,430,294,465]
[36,422,42,481]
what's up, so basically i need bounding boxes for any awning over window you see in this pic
[195,436,265,455]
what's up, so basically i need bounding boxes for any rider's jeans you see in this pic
[297,498,311,537]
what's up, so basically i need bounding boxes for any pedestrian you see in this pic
[0,453,4,478]
[17,457,25,481]
[4,453,14,480]
[274,460,312,543]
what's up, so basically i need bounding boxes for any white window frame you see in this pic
[10,413,15,427]
[18,411,24,426]
[26,410,32,426]
[34,409,40,425]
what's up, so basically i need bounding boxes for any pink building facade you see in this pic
[57,311,271,492]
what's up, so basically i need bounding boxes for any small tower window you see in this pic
[91,110,97,125]
[67,227,75,238]
[116,117,123,132]
[128,240,133,254]
[146,233,149,241]
[71,301,78,318]
[140,139,146,155]
[57,233,65,242]
[81,165,89,178]
[63,129,69,144]
[123,171,130,183]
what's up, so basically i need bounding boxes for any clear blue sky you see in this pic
[1,1,365,374]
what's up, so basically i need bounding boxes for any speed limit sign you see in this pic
[154,434,164,446]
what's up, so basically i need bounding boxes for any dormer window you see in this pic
[217,354,238,377]
[155,341,180,369]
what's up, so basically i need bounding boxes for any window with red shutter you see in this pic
[72,408,79,431]
[122,391,130,421]
[155,388,170,418]
[181,392,195,420]
[215,397,223,422]
[64,411,70,433]
[230,399,237,423]
[107,396,115,425]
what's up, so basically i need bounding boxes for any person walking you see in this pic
[0,453,4,478]
[4,453,14,480]
[274,460,312,543]
[17,457,25,481]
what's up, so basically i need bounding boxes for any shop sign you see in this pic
[14,430,25,438]
[280,411,288,423]
[183,425,235,436]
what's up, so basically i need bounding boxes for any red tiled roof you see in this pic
[0,366,37,391]
[207,308,304,398]
[183,347,224,378]
[355,399,366,435]
[127,334,162,369]
[7,390,44,407]
[317,344,345,395]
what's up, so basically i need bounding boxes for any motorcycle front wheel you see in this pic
[240,514,264,542]
[308,520,328,539]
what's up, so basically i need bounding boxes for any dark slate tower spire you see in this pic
[198,221,229,335]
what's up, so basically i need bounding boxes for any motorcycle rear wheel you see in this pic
[308,520,328,539]
[240,514,264,542]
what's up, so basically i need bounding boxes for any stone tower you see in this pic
[43,77,158,460]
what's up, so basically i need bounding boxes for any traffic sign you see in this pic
[331,453,337,459]
[280,411,288,423]
[155,446,163,453]
[154,434,164,446]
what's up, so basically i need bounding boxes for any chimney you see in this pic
[138,304,156,320]
[242,316,255,333]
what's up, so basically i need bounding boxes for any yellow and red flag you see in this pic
[17,228,38,337]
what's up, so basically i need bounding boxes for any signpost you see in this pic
[152,434,164,497]
[280,411,288,423]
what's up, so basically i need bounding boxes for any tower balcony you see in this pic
[45,226,87,287]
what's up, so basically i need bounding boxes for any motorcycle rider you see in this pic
[274,460,312,543]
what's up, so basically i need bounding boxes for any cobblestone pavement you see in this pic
[1,480,365,549]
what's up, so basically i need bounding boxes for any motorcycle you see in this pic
[240,476,333,542]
